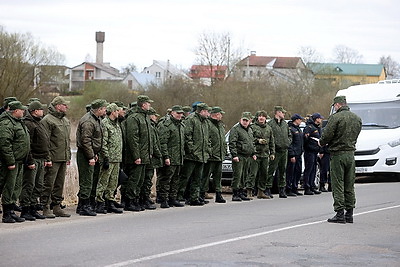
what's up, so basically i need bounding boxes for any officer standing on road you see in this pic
[319,96,362,224]
[40,96,72,218]
[229,112,257,201]
[266,106,291,198]
[0,101,31,223]
[249,110,275,199]
[303,113,324,195]
[286,113,304,196]
[76,99,108,216]
[202,107,228,203]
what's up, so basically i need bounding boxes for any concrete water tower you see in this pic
[95,31,105,64]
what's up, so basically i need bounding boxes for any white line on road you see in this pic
[104,204,400,267]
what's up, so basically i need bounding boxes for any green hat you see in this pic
[8,101,27,110]
[130,101,137,108]
[182,106,191,112]
[3,97,18,107]
[210,106,225,114]
[332,95,346,105]
[256,110,268,117]
[171,105,184,113]
[137,95,154,103]
[196,103,209,111]
[274,106,287,113]
[148,107,160,116]
[91,99,108,110]
[241,111,252,120]
[51,96,70,106]
[28,97,41,103]
[112,101,127,110]
[106,103,121,113]
[28,101,46,111]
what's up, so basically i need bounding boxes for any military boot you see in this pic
[43,205,56,219]
[215,192,226,203]
[20,206,36,221]
[168,199,184,207]
[286,189,297,197]
[2,205,15,223]
[257,189,270,199]
[239,189,250,201]
[144,199,157,210]
[246,189,254,200]
[345,208,354,223]
[160,199,170,209]
[79,199,97,216]
[95,202,107,214]
[107,200,123,213]
[30,205,45,219]
[327,210,346,224]
[264,188,274,198]
[53,204,71,217]
[10,210,25,222]
[319,183,328,192]
[232,189,242,202]
[279,187,287,198]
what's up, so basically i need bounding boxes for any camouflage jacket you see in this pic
[76,111,103,160]
[320,106,362,154]
[157,116,185,166]
[100,116,122,163]
[149,120,163,169]
[267,118,292,152]
[41,104,71,162]
[0,112,30,165]
[250,121,275,158]
[228,123,256,158]
[24,112,50,163]
[184,112,210,163]
[207,117,227,162]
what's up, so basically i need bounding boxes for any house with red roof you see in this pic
[189,65,228,85]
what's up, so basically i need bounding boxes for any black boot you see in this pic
[293,188,303,196]
[311,188,321,194]
[264,188,274,198]
[160,199,170,208]
[279,187,287,198]
[327,183,332,192]
[144,199,157,210]
[304,188,314,195]
[327,210,346,224]
[239,189,250,201]
[12,203,22,212]
[20,206,36,221]
[107,200,123,213]
[168,199,184,207]
[215,192,226,203]
[125,199,141,212]
[320,183,328,192]
[79,199,97,216]
[345,208,354,223]
[96,202,107,214]
[232,189,242,201]
[286,189,297,197]
[2,204,15,223]
[30,205,46,219]
[10,210,25,222]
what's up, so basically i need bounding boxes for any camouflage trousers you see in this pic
[267,150,288,188]
[249,156,270,191]
[0,161,24,205]
[202,161,223,193]
[20,158,45,207]
[157,165,181,201]
[231,155,252,190]
[96,162,119,202]
[41,162,67,206]
[330,151,356,211]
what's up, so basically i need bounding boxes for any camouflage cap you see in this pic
[196,102,209,111]
[3,97,18,107]
[91,99,108,110]
[171,105,184,113]
[28,101,47,111]
[148,107,159,116]
[28,97,41,103]
[51,96,70,106]
[241,111,252,120]
[256,110,268,117]
[8,101,27,110]
[106,103,121,113]
[112,101,127,110]
[274,106,287,113]
[137,95,154,103]
[332,95,346,105]
[182,106,192,112]
[210,106,225,114]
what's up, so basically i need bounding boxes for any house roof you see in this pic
[237,56,303,69]
[71,62,122,77]
[130,71,156,87]
[307,63,385,77]
[147,60,188,77]
[189,65,228,78]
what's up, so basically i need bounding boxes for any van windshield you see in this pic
[348,100,400,129]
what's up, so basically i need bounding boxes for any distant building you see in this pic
[34,65,70,96]
[122,71,156,90]
[189,65,228,85]
[142,60,190,85]
[307,63,386,89]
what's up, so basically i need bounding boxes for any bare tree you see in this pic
[297,46,324,64]
[332,45,363,64]
[194,31,244,85]
[379,55,400,79]
[0,26,65,101]
[121,63,137,75]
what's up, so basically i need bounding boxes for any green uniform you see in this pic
[267,118,291,188]
[157,116,185,201]
[250,121,275,191]
[228,123,256,190]
[0,112,30,205]
[96,116,123,203]
[320,106,362,211]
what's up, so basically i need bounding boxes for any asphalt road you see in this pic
[1,178,399,267]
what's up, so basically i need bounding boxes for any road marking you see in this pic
[104,204,400,267]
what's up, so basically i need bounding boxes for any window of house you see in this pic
[257,71,261,77]
[250,70,253,77]
[156,72,161,78]
[242,71,246,77]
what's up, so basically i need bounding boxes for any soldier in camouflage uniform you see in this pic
[0,101,31,223]
[320,96,361,224]
[95,103,123,214]
[157,105,185,208]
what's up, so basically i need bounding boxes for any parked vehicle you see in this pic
[333,81,400,177]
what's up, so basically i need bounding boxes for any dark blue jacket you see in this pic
[303,119,322,153]
[287,121,303,157]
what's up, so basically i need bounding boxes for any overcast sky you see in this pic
[1,0,399,71]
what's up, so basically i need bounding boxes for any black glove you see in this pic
[103,157,110,170]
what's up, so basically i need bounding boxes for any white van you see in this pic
[334,81,400,176]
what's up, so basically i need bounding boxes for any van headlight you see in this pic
[388,138,400,147]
